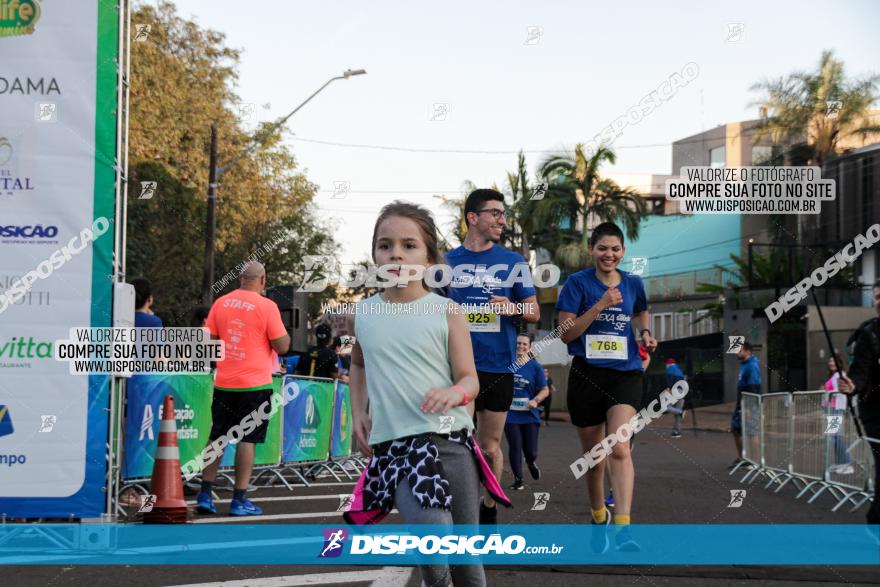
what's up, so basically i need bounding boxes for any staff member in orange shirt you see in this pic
[196,261,290,516]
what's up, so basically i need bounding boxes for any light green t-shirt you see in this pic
[355,292,474,444]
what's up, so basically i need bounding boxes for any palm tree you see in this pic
[750,50,880,167]
[533,144,648,272]
[433,180,475,250]
[505,150,542,261]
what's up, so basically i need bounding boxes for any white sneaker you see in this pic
[830,464,855,475]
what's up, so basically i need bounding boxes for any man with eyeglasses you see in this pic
[444,188,541,525]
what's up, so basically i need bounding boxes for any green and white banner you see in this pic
[0,0,118,517]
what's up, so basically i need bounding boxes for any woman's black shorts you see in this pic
[567,356,643,428]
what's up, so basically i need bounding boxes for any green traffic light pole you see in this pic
[200,69,367,305]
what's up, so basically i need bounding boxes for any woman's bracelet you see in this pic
[451,385,470,406]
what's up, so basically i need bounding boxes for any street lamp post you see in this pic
[200,69,367,305]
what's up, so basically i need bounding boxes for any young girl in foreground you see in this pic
[344,201,510,587]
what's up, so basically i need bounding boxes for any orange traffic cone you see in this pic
[143,395,188,524]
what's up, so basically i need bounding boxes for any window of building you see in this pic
[710,146,726,168]
[652,312,673,341]
[752,145,783,165]
[752,146,772,165]
[694,310,717,336]
[675,311,692,339]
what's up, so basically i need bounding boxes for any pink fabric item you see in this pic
[343,467,385,525]
[343,434,511,526]
[470,436,511,508]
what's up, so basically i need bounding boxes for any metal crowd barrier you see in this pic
[116,374,364,513]
[730,391,875,514]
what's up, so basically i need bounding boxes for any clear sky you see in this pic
[170,0,879,264]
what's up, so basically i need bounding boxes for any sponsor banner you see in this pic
[330,382,352,458]
[0,0,117,516]
[282,376,334,463]
[0,525,877,565]
[219,375,283,468]
[122,374,213,480]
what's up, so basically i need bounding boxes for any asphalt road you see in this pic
[5,419,878,587]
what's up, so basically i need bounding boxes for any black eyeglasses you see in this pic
[474,208,507,219]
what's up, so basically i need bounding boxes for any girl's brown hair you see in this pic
[371,201,442,264]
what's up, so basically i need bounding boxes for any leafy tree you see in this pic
[127,1,337,324]
[750,50,880,167]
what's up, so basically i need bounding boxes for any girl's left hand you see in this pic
[527,399,539,409]
[642,333,658,351]
[421,386,464,414]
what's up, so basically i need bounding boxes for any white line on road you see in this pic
[163,566,412,586]
[192,510,398,524]
[207,481,356,489]
[186,494,346,505]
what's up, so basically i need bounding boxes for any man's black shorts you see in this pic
[209,388,273,444]
[567,356,643,427]
[475,371,514,412]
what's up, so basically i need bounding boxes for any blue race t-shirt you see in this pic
[445,244,537,373]
[506,358,548,425]
[135,311,163,328]
[738,355,762,393]
[555,268,647,372]
[665,363,685,388]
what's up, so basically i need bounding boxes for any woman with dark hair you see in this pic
[556,221,657,552]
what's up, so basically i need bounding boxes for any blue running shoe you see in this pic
[605,491,615,508]
[615,525,641,552]
[590,509,611,554]
[230,498,263,516]
[195,492,215,515]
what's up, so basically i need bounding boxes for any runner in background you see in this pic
[445,188,540,525]
[557,222,657,552]
[730,341,762,468]
[196,261,289,516]
[344,201,510,587]
[665,357,687,438]
[504,334,550,490]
